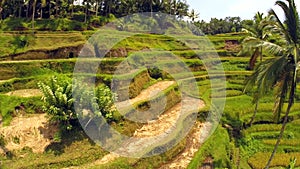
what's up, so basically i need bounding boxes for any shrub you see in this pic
[72,12,86,22]
[148,66,163,79]
[90,16,110,27]
[35,18,86,31]
[1,17,29,31]
[38,76,75,130]
[38,76,117,130]
[93,84,117,121]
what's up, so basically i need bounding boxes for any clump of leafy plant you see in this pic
[38,76,75,130]
[38,76,116,131]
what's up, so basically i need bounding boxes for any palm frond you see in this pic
[262,41,285,56]
[269,9,291,43]
[245,55,289,97]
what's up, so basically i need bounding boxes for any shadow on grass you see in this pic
[44,122,96,156]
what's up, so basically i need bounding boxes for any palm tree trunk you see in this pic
[40,7,43,19]
[13,0,16,17]
[48,1,51,18]
[108,0,111,15]
[26,1,29,18]
[248,48,260,70]
[150,0,153,17]
[95,0,98,17]
[84,1,88,23]
[71,0,74,17]
[18,0,22,18]
[0,7,3,20]
[55,0,58,17]
[249,100,259,127]
[169,0,171,14]
[260,46,263,62]
[265,74,296,169]
[32,0,36,30]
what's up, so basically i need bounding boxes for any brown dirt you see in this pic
[5,89,42,98]
[93,98,205,167]
[200,157,214,169]
[159,122,213,169]
[0,114,58,153]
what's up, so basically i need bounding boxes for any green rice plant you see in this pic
[249,131,294,140]
[228,79,245,85]
[226,83,244,91]
[244,124,282,134]
[225,90,243,97]
[248,152,300,169]
[241,112,274,124]
[263,139,300,146]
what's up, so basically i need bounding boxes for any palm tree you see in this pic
[245,0,300,168]
[240,12,271,70]
[18,0,23,18]
[189,9,199,22]
[176,0,189,19]
[55,0,59,16]
[71,0,75,17]
[32,0,37,29]
[265,0,299,167]
[38,0,47,19]
[30,0,46,30]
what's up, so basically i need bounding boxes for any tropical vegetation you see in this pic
[0,0,300,169]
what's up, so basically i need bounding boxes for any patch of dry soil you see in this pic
[0,114,58,153]
[159,122,212,169]
[5,89,42,98]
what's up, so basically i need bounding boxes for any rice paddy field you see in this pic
[0,29,299,169]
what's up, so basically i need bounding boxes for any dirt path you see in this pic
[0,114,58,153]
[92,97,205,166]
[159,122,212,169]
[5,89,42,98]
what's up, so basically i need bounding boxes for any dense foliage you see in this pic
[38,76,75,130]
[0,0,189,21]
[195,16,244,35]
[38,76,116,130]
[0,0,257,35]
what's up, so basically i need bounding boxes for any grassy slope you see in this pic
[0,32,86,58]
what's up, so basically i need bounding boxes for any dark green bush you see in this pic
[35,18,86,31]
[72,12,86,22]
[1,17,29,31]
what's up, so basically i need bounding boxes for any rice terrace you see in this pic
[0,0,300,168]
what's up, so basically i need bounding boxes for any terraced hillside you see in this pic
[0,30,299,169]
